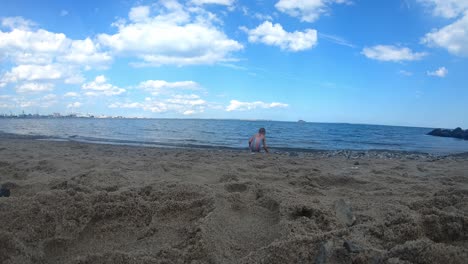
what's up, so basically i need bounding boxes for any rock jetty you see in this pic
[428,127,468,140]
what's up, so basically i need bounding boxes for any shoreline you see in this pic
[1,131,466,158]
[0,137,467,263]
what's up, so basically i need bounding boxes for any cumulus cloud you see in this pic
[191,0,235,6]
[138,80,200,95]
[0,93,58,109]
[1,64,74,83]
[275,0,351,22]
[128,6,150,22]
[0,19,111,67]
[64,92,80,97]
[16,82,55,93]
[427,66,448,77]
[226,100,288,111]
[240,6,273,21]
[60,10,69,17]
[418,0,468,18]
[98,1,242,66]
[242,21,317,51]
[361,45,427,62]
[418,1,468,57]
[109,95,207,115]
[1,16,36,30]
[110,77,208,115]
[67,102,82,108]
[82,75,126,96]
[0,92,64,109]
[422,12,468,57]
[61,38,112,66]
[0,16,112,90]
[15,94,59,108]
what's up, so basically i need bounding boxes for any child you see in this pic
[249,128,269,153]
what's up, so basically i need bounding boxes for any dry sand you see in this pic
[0,137,467,264]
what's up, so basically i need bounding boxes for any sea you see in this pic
[1,118,468,155]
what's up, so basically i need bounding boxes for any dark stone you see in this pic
[354,161,360,165]
[452,127,464,138]
[343,240,361,253]
[427,127,468,140]
[0,188,10,197]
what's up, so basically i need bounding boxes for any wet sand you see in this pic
[0,138,467,263]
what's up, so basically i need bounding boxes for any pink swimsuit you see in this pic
[249,133,265,152]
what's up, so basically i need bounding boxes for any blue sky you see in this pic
[0,0,467,128]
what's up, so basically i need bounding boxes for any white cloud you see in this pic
[98,2,242,66]
[109,95,207,115]
[138,80,200,95]
[0,24,111,66]
[422,12,468,57]
[38,94,58,107]
[0,28,68,56]
[0,16,112,89]
[67,102,82,108]
[166,97,206,106]
[43,94,57,101]
[242,21,317,51]
[60,38,112,66]
[427,66,448,77]
[253,13,274,21]
[1,17,36,30]
[0,94,58,109]
[361,45,427,62]
[399,70,413,76]
[110,77,208,115]
[191,0,235,6]
[64,75,85,84]
[0,64,77,83]
[183,110,196,115]
[64,92,79,97]
[240,6,273,21]
[16,82,54,93]
[129,6,150,22]
[19,94,58,108]
[226,100,288,111]
[418,0,468,18]
[82,75,126,96]
[60,10,69,17]
[275,0,351,22]
[109,102,144,109]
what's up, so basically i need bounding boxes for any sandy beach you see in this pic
[0,137,467,264]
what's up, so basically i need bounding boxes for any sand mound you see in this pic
[1,139,468,263]
[0,183,216,263]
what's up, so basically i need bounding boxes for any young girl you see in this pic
[249,128,269,153]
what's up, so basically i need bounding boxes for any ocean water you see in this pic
[1,118,468,155]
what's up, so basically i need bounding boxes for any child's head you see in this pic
[259,128,266,135]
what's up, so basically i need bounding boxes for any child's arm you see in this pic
[262,138,269,153]
[248,136,253,148]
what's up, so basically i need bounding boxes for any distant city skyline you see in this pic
[1,0,467,128]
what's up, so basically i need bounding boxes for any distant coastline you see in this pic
[0,113,129,119]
